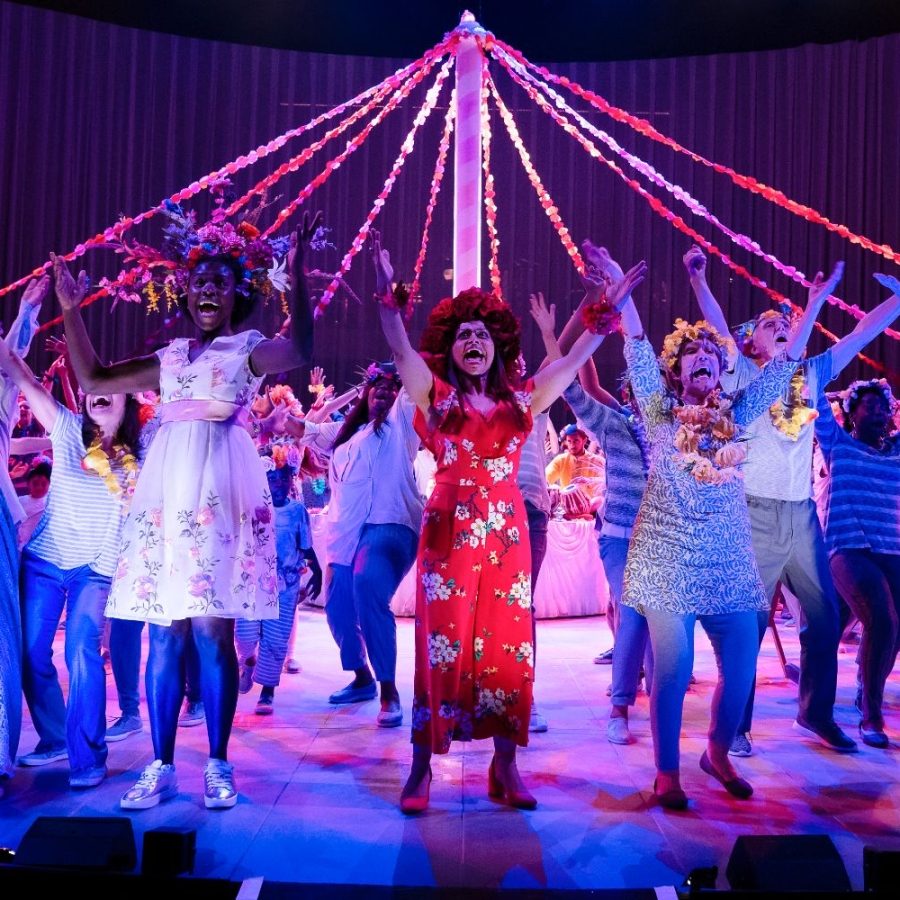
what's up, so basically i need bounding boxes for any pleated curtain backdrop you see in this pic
[1,1,899,398]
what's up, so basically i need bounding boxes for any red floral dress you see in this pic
[411,376,535,753]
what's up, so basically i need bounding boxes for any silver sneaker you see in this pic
[204,759,237,809]
[121,760,178,810]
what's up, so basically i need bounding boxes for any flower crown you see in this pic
[268,383,304,416]
[259,441,302,473]
[100,178,296,311]
[733,306,796,349]
[660,319,735,371]
[841,378,895,415]
[362,361,402,387]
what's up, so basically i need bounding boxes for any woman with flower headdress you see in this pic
[687,246,900,759]
[53,195,321,811]
[611,241,832,809]
[0,280,143,792]
[815,277,900,749]
[371,230,646,813]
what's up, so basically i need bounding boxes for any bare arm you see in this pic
[784,261,844,362]
[533,261,647,413]
[307,385,360,422]
[830,274,900,377]
[579,357,622,410]
[0,339,59,433]
[53,253,161,393]
[682,245,737,368]
[528,292,560,363]
[250,211,321,375]
[10,436,52,454]
[370,231,433,413]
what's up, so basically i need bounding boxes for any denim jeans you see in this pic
[601,535,653,708]
[741,496,841,732]
[829,549,900,729]
[525,501,550,663]
[643,606,758,771]
[326,523,417,682]
[20,550,110,771]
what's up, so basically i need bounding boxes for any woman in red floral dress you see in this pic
[372,233,645,812]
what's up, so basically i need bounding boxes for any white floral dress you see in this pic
[106,331,277,625]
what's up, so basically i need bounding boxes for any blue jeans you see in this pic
[601,535,653,708]
[20,550,110,771]
[525,501,550,664]
[326,523,417,682]
[643,606,758,771]
[741,496,840,732]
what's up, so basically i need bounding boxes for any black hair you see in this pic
[178,255,256,327]
[27,461,52,480]
[332,378,398,450]
[81,395,143,459]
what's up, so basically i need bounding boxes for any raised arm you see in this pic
[784,261,844,362]
[250,210,322,375]
[54,253,161,393]
[830,273,900,378]
[370,230,433,413]
[528,292,560,363]
[0,332,60,433]
[532,260,646,413]
[681,245,739,370]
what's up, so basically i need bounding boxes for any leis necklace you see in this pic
[672,389,747,485]
[82,438,139,504]
[769,368,817,440]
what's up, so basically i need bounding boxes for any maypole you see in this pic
[452,12,487,294]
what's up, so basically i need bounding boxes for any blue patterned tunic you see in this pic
[622,336,796,615]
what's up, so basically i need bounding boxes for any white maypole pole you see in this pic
[452,11,486,294]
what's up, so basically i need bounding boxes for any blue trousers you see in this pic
[20,550,110,771]
[325,523,417,682]
[643,606,759,771]
[602,535,653,707]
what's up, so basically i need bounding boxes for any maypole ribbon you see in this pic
[490,56,896,380]
[411,90,456,304]
[2,43,453,302]
[316,56,456,316]
[494,36,899,265]
[494,45,900,343]
[487,75,585,275]
[481,54,502,298]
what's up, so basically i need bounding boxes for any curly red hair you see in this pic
[419,288,522,383]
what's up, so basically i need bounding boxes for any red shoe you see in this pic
[488,756,537,810]
[400,766,432,815]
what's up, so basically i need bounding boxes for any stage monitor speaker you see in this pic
[15,816,137,871]
[141,826,196,876]
[864,846,900,894]
[726,834,851,892]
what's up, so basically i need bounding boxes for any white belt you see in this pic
[600,521,633,540]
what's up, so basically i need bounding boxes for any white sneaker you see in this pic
[607,716,635,745]
[121,760,178,810]
[204,758,237,809]
[529,707,548,733]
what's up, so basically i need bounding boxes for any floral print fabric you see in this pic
[106,331,277,625]
[411,376,535,752]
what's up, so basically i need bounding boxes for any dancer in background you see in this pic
[618,249,840,809]
[0,275,48,797]
[688,244,900,756]
[56,195,320,810]
[373,230,645,813]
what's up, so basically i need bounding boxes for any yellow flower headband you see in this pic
[660,319,735,371]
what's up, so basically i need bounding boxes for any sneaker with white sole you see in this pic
[793,717,858,753]
[69,765,108,789]
[106,714,143,742]
[529,707,548,733]
[284,658,301,674]
[121,760,178,810]
[204,759,237,809]
[728,733,753,757]
[607,716,635,745]
[377,700,403,728]
[238,661,255,695]
[178,700,206,728]
[17,746,68,767]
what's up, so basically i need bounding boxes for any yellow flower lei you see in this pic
[672,390,747,485]
[768,367,817,440]
[82,439,140,504]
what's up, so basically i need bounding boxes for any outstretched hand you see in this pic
[683,245,707,279]
[22,274,51,309]
[607,261,648,310]
[50,252,90,311]
[287,210,325,271]
[873,272,900,298]
[528,292,556,334]
[808,261,844,309]
[369,228,394,297]
[582,240,625,283]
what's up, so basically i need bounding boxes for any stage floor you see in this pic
[1,609,897,892]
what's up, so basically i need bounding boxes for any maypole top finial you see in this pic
[455,11,488,38]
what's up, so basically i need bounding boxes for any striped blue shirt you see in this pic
[814,395,900,557]
[563,381,647,529]
[26,406,128,577]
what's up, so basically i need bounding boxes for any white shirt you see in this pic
[17,493,47,548]
[305,390,424,566]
